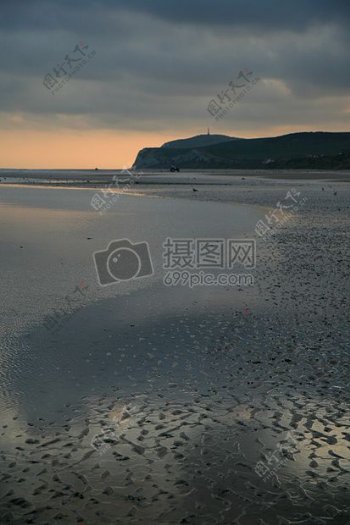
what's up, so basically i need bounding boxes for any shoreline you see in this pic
[1,168,350,189]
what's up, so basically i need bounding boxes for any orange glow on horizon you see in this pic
[1,124,346,169]
[0,129,185,170]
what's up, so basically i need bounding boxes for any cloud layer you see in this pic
[1,0,349,139]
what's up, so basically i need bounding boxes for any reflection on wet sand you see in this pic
[1,304,350,524]
[1,385,349,524]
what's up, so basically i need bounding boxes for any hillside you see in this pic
[133,132,350,170]
[161,134,236,149]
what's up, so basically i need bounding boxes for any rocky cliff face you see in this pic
[134,147,224,169]
[133,134,235,169]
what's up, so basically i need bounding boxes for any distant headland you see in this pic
[133,131,350,170]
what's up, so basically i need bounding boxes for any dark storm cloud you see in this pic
[95,0,350,30]
[1,0,350,31]
[0,0,349,133]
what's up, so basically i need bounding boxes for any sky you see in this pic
[1,0,350,168]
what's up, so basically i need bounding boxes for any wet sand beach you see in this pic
[0,173,349,524]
